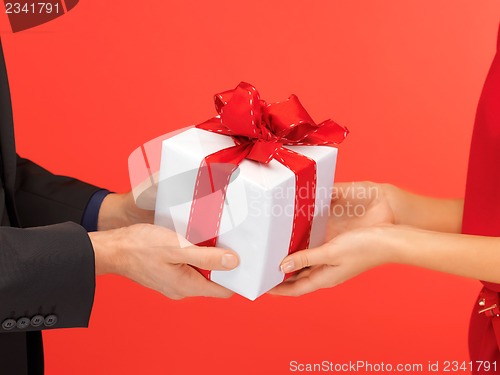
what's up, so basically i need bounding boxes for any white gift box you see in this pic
[154,127,338,300]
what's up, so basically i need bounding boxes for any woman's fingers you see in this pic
[280,244,333,273]
[270,265,334,296]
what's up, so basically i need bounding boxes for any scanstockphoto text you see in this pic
[288,359,498,373]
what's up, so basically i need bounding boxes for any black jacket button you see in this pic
[44,314,58,327]
[16,317,31,329]
[31,315,45,328]
[2,319,16,331]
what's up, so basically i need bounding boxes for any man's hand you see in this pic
[89,224,239,299]
[97,192,154,230]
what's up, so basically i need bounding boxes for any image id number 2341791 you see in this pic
[5,2,60,14]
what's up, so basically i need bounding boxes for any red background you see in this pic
[1,1,499,374]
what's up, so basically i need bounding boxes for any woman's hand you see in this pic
[272,223,500,297]
[327,182,395,239]
[270,182,399,296]
[329,182,464,238]
[272,225,396,296]
[269,182,470,297]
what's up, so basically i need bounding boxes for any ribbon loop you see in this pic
[216,83,262,139]
[263,95,317,141]
[201,82,348,149]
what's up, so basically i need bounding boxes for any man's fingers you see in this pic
[280,245,331,273]
[169,246,240,271]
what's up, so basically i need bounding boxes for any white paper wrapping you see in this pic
[155,128,337,300]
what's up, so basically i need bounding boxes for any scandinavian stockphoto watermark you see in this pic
[247,182,379,219]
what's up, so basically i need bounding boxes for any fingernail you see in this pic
[281,260,295,273]
[221,254,238,269]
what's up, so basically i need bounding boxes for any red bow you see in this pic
[197,82,348,163]
[188,82,348,279]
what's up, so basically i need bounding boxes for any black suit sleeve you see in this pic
[14,156,101,228]
[0,158,102,332]
[0,222,95,332]
[0,40,101,335]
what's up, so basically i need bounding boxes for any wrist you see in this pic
[380,183,405,225]
[382,184,464,232]
[363,225,412,266]
[89,228,125,276]
[97,192,154,230]
[380,225,425,266]
[97,194,130,231]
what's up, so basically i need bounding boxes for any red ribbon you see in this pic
[186,82,348,279]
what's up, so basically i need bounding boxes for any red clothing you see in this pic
[464,24,500,371]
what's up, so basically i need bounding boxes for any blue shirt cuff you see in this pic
[81,189,111,232]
